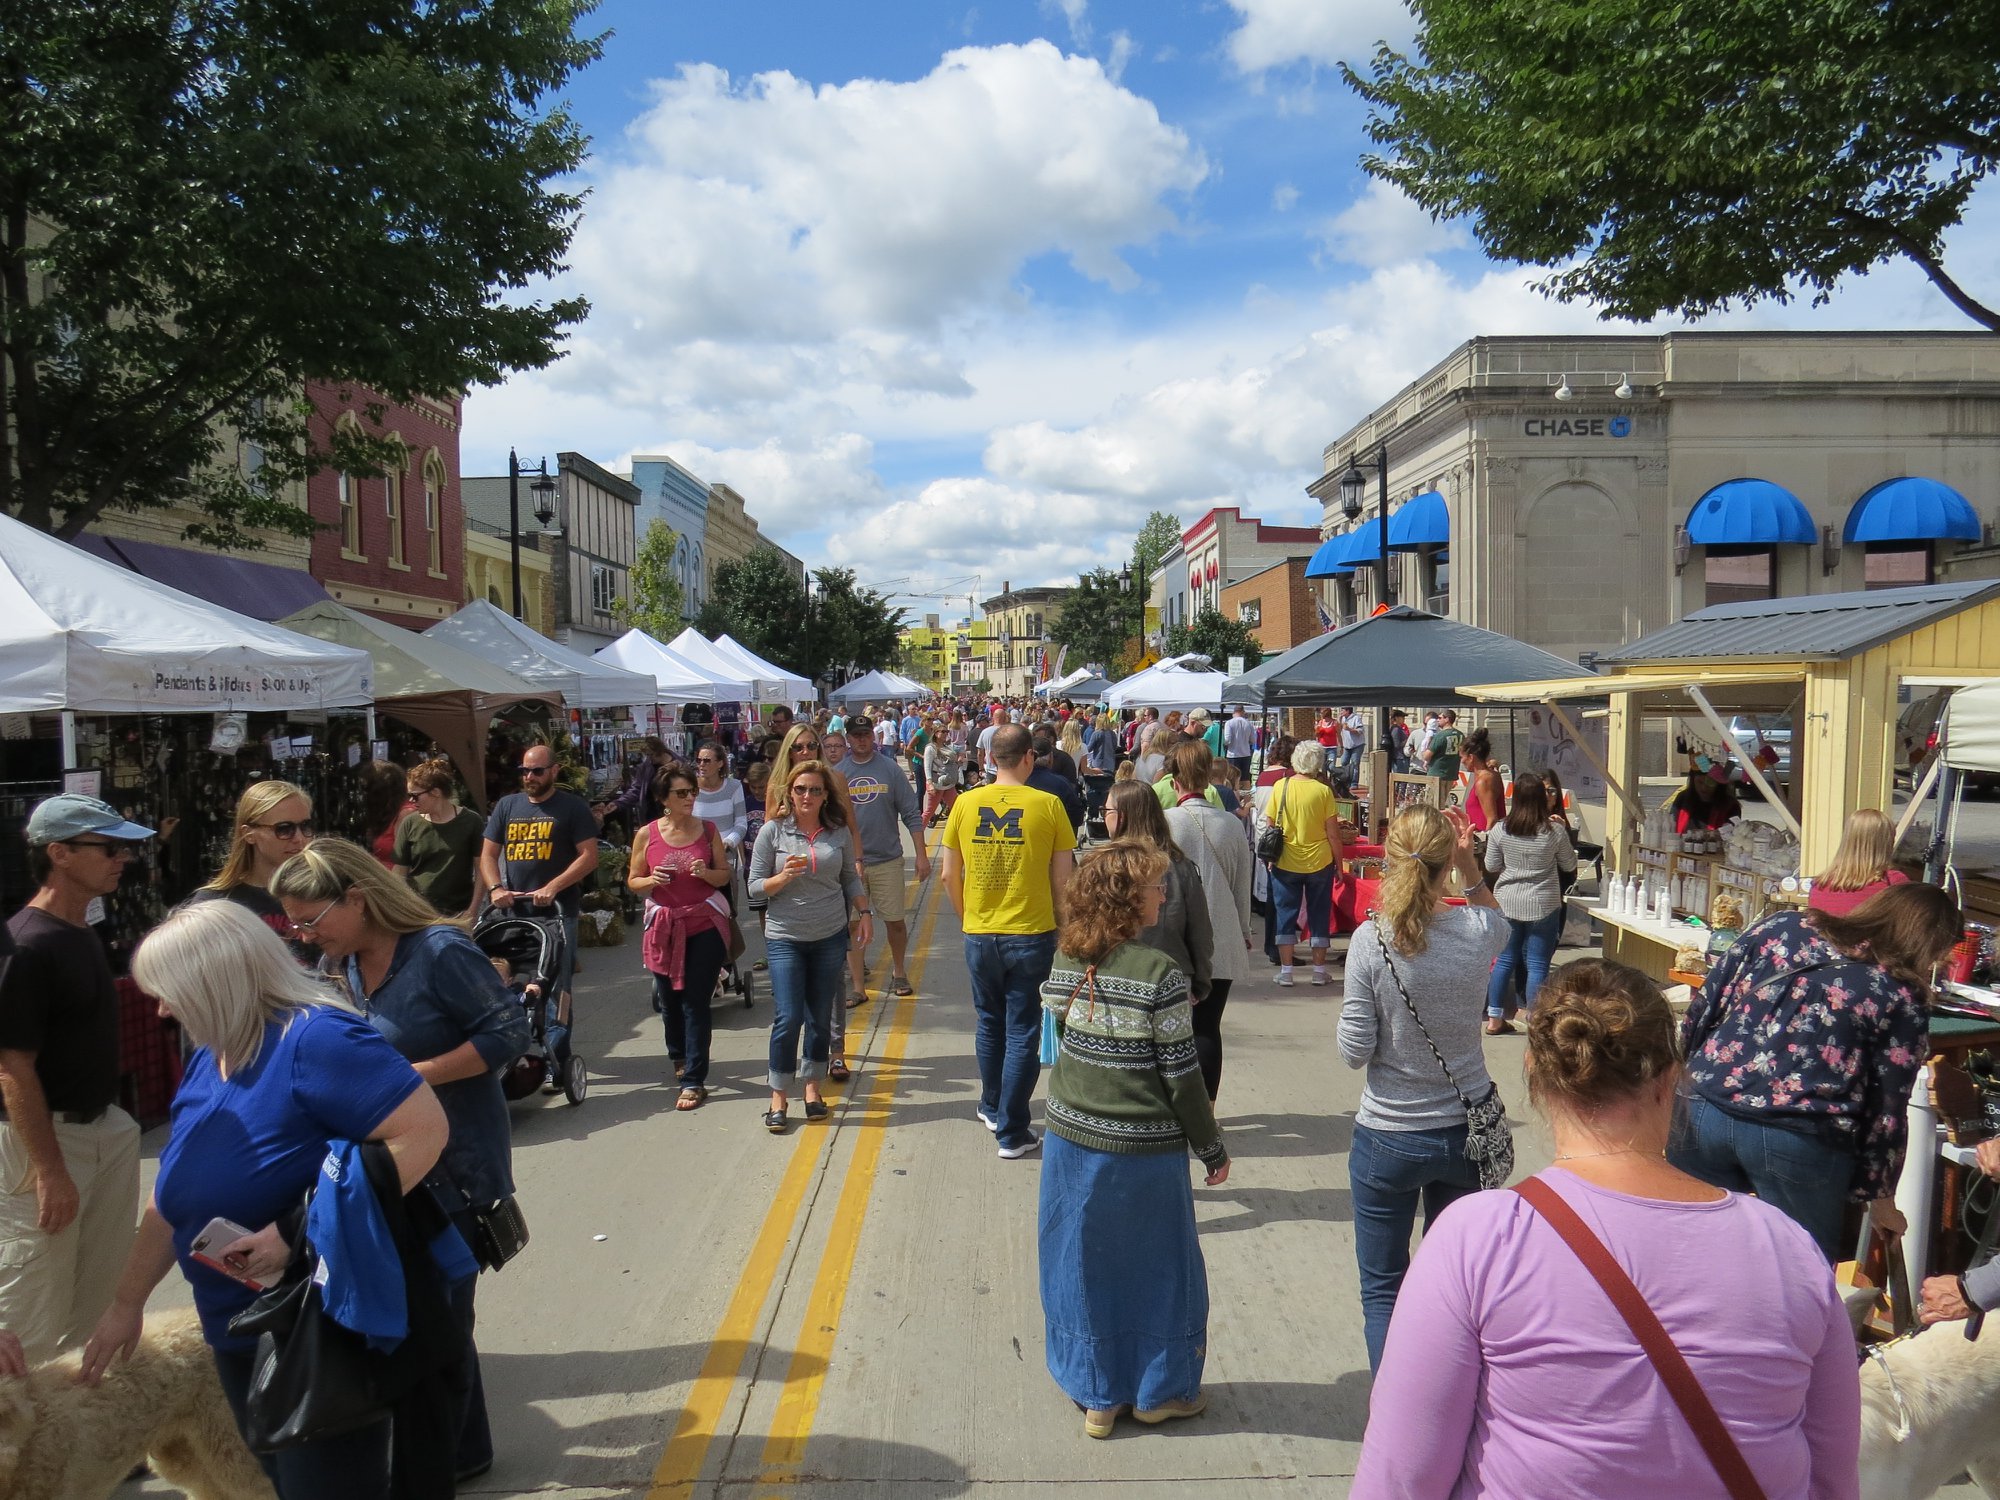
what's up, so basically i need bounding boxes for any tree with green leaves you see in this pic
[1165,608,1263,674]
[1133,510,1183,591]
[808,567,906,686]
[1345,0,2000,330]
[613,520,684,639]
[1046,567,1143,678]
[2,0,598,546]
[701,548,810,671]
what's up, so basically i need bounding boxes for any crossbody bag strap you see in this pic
[1513,1177,1767,1500]
[1369,917,1474,1112]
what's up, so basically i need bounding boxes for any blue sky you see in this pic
[462,0,1997,619]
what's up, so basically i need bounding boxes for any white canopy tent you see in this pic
[710,635,816,705]
[426,600,654,710]
[1036,667,1095,698]
[666,628,791,706]
[0,512,373,715]
[1100,655,1228,713]
[1944,683,2000,772]
[595,630,754,704]
[827,669,928,707]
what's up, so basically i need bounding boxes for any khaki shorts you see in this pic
[862,859,909,924]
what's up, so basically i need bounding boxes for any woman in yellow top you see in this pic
[1269,742,1344,986]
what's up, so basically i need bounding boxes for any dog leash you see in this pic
[1860,1339,1915,1443]
[1964,1177,2000,1342]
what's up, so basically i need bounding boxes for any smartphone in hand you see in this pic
[191,1216,265,1290]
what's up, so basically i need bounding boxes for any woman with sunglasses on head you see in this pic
[763,725,823,818]
[189,780,318,962]
[747,761,871,1133]
[629,766,734,1109]
[270,838,530,1484]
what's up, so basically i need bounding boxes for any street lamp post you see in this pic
[508,448,559,622]
[1336,442,1393,612]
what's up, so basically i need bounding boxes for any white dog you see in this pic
[0,1307,274,1500]
[1859,1322,2000,1499]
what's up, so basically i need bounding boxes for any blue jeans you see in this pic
[1669,1094,1857,1262]
[766,930,846,1091]
[1486,908,1565,1018]
[1349,1121,1480,1372]
[1270,865,1335,952]
[213,1346,393,1499]
[965,931,1058,1149]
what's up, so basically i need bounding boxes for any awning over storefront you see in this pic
[1843,476,1982,543]
[75,534,332,621]
[1685,479,1817,546]
[1387,490,1449,550]
[1302,535,1354,578]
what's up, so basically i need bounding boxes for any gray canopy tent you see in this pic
[1220,606,1588,709]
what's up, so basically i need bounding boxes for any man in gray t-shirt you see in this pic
[835,715,931,1001]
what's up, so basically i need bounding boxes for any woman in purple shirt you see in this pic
[1356,959,1859,1500]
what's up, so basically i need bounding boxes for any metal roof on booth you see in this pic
[1843,476,1983,544]
[1596,580,2000,665]
[1685,478,1817,546]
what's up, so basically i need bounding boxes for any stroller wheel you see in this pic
[563,1055,589,1106]
[740,966,755,1008]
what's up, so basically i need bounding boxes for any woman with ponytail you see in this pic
[1337,803,1504,1371]
[1355,960,1857,1498]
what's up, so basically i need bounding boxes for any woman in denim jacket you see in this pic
[272,838,530,1485]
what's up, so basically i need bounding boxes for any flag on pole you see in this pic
[1316,599,1336,633]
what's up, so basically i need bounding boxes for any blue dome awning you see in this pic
[1387,490,1450,550]
[1685,478,1817,546]
[1303,535,1353,578]
[1843,477,1982,544]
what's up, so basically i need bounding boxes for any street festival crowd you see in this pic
[0,688,1990,1496]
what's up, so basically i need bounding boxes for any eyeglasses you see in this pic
[63,838,138,859]
[667,787,697,799]
[288,896,344,934]
[790,785,827,799]
[252,820,314,840]
[520,764,553,776]
[697,756,722,765]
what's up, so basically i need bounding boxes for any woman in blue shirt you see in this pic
[79,900,447,1500]
[272,837,531,1483]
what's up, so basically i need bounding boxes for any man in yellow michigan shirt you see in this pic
[941,725,1075,1158]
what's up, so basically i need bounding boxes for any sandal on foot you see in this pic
[804,1098,830,1121]
[675,1086,705,1111]
[890,976,914,997]
[764,1108,788,1133]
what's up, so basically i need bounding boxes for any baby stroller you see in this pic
[474,905,588,1107]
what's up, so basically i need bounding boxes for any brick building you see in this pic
[304,380,466,626]
[1221,557,1322,656]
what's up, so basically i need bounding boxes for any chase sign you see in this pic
[1523,415,1634,439]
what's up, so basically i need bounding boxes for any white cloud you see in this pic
[1223,0,1415,73]
[1105,30,1136,83]
[1272,182,1300,212]
[626,434,889,541]
[1041,0,1089,44]
[1317,178,1470,268]
[570,43,1205,358]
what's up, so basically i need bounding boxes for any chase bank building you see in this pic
[1306,333,2000,667]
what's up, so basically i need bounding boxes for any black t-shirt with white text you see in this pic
[483,789,599,916]
[0,907,118,1114]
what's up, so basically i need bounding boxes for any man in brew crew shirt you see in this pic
[481,744,598,1069]
[834,716,931,1002]
[0,794,152,1362]
[941,725,1075,1158]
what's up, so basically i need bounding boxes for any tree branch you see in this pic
[1850,213,2000,332]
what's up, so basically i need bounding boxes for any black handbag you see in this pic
[469,1195,529,1271]
[1255,778,1288,865]
[227,1236,390,1451]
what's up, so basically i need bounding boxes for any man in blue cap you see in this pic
[0,793,152,1362]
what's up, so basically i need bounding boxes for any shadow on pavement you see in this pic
[1216,1110,1353,1159]
[1195,1371,1373,1444]
[1199,1181,1354,1232]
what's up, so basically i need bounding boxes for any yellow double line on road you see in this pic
[648,838,944,1498]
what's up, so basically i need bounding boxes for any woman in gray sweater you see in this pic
[1338,803,1506,1371]
[1480,775,1577,1035]
[747,760,871,1133]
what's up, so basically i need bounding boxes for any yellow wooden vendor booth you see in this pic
[1463,581,2000,980]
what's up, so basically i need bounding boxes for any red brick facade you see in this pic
[1222,557,1320,656]
[304,380,466,626]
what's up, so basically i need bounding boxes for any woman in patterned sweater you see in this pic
[1038,839,1228,1442]
[1669,882,1962,1260]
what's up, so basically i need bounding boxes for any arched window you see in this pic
[333,412,365,557]
[382,436,409,567]
[423,451,446,573]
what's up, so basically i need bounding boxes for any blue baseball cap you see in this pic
[26,794,155,845]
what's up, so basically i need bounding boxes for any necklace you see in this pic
[1551,1145,1661,1163]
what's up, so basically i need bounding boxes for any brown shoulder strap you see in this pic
[1513,1177,1766,1500]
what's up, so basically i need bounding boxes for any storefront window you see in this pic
[1426,549,1450,613]
[1864,542,1932,590]
[1704,546,1775,606]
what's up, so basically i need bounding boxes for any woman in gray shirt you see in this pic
[1480,776,1578,1035]
[747,760,871,1133]
[1338,803,1506,1372]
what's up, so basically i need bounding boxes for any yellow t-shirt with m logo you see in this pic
[943,783,1076,935]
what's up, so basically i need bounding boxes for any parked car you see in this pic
[1728,714,1792,790]
[1899,689,2000,794]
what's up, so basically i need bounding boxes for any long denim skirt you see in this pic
[1037,1132,1208,1411]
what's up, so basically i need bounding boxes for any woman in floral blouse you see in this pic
[1669,883,1962,1260]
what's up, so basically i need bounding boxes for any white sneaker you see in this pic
[976,1105,1001,1133]
[1276,968,1295,987]
[1311,967,1330,986]
[997,1134,1042,1159]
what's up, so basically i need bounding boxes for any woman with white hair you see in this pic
[1268,740,1345,986]
[79,900,448,1500]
